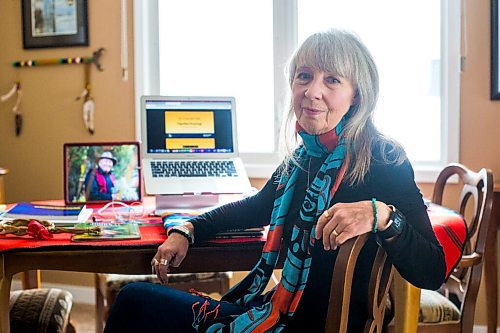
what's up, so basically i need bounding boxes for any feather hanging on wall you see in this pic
[0,82,23,136]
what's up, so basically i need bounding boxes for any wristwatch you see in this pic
[167,225,195,245]
[376,205,405,243]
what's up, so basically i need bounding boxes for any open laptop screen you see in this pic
[144,98,235,155]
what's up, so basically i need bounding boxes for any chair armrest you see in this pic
[457,253,482,268]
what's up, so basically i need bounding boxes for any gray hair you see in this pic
[280,28,405,185]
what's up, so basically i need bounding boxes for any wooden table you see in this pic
[484,185,500,333]
[0,241,266,333]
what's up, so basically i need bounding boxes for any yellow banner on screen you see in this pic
[166,138,215,149]
[165,111,214,134]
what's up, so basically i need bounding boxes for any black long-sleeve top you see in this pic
[190,151,446,332]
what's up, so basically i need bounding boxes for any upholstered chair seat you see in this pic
[418,289,460,324]
[9,288,74,333]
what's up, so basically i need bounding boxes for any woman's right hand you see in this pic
[151,227,191,285]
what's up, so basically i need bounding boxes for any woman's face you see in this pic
[292,66,356,135]
[98,158,113,173]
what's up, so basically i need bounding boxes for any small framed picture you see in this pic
[22,0,89,49]
[64,142,142,205]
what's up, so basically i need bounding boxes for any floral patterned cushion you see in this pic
[9,288,73,333]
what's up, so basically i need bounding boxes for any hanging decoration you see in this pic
[0,82,20,102]
[76,61,95,134]
[4,48,105,136]
[11,48,105,69]
[0,81,23,136]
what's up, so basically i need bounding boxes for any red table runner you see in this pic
[0,201,467,279]
[0,226,166,253]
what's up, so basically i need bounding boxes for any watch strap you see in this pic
[167,225,194,244]
[376,205,405,243]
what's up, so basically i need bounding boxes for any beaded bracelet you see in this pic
[371,198,378,233]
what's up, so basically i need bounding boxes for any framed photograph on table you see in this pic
[22,0,89,49]
[492,0,500,99]
[64,142,142,205]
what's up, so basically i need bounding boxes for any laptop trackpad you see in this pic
[182,179,216,194]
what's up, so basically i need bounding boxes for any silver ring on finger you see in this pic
[160,259,168,266]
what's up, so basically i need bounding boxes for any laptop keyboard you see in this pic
[151,160,238,178]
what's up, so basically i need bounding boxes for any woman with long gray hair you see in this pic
[105,29,445,333]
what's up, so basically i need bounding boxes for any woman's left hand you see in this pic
[315,200,392,250]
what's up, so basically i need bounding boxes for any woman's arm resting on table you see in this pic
[189,173,278,242]
[151,172,279,284]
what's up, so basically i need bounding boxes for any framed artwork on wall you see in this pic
[491,0,500,99]
[22,0,89,49]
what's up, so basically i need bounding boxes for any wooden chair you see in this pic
[325,233,394,333]
[416,163,494,333]
[95,271,231,332]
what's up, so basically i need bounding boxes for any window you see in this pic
[134,0,460,181]
[158,1,275,154]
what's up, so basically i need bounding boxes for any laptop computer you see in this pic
[141,96,252,196]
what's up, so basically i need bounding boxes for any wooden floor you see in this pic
[70,303,96,333]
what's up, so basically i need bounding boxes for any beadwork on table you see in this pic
[0,218,101,240]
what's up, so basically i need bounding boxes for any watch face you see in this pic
[377,208,404,242]
[393,210,405,232]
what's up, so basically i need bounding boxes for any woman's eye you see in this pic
[325,76,340,84]
[296,72,312,81]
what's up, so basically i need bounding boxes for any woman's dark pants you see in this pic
[104,282,247,333]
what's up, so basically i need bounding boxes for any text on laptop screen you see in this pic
[145,99,234,154]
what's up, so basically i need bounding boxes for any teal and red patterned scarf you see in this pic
[200,117,349,332]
